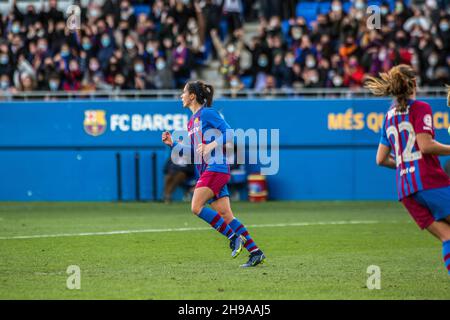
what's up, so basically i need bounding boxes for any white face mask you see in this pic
[227,45,235,54]
[306,59,316,68]
[125,41,134,49]
[156,61,166,70]
[440,23,449,32]
[333,76,343,87]
[0,81,9,89]
[332,5,342,12]
[428,55,438,66]
[285,57,295,68]
[292,28,302,40]
[355,1,364,10]
[310,75,319,83]
[378,51,386,61]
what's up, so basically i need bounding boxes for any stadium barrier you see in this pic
[0,97,448,201]
[0,87,447,101]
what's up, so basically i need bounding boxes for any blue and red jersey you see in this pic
[173,106,231,178]
[380,99,450,200]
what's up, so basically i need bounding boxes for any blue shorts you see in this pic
[207,184,229,205]
[412,186,450,222]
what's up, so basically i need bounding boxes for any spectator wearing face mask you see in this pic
[81,57,107,91]
[210,28,244,88]
[17,72,37,91]
[47,72,61,91]
[339,35,358,60]
[150,57,175,90]
[0,74,15,94]
[404,8,431,32]
[303,68,321,88]
[62,59,82,91]
[438,18,450,52]
[97,32,115,71]
[343,55,365,88]
[122,34,140,72]
[132,58,154,90]
[172,34,193,89]
[272,52,290,88]
[0,48,13,78]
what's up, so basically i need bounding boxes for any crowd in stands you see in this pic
[0,0,448,94]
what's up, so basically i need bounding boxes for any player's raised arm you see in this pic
[162,131,174,147]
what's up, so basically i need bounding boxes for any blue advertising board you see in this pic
[0,98,448,201]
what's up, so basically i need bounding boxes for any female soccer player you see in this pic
[162,80,266,268]
[366,65,450,275]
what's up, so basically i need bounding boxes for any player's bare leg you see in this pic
[191,187,214,215]
[190,187,237,247]
[426,221,450,242]
[211,196,235,224]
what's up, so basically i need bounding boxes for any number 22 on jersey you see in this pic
[386,122,422,167]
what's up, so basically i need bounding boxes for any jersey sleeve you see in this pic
[411,101,434,136]
[379,116,390,147]
[203,108,231,145]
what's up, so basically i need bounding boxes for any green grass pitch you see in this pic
[0,201,449,300]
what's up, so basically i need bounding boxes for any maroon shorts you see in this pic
[401,196,435,230]
[195,171,230,197]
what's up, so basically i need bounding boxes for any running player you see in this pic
[366,65,450,275]
[162,80,266,268]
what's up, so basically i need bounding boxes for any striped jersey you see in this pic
[173,106,231,178]
[380,99,450,200]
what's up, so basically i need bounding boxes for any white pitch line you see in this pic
[0,220,402,240]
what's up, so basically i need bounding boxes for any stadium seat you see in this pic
[367,0,382,7]
[133,4,151,16]
[240,75,253,89]
[296,2,319,26]
[342,2,352,13]
[281,20,291,38]
[318,2,332,14]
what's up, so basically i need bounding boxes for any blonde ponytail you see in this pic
[365,64,416,112]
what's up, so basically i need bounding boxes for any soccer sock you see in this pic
[443,240,450,275]
[229,218,260,253]
[198,207,235,239]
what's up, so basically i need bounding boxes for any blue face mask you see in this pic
[0,55,8,64]
[125,41,135,49]
[156,61,166,70]
[12,24,20,34]
[49,81,59,91]
[134,64,144,73]
[101,37,111,47]
[82,43,92,51]
[258,57,268,68]
[0,81,9,89]
[61,50,70,58]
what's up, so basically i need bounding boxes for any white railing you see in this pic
[0,87,447,101]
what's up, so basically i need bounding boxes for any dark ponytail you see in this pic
[187,80,215,107]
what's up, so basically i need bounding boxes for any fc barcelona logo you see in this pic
[84,110,107,137]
